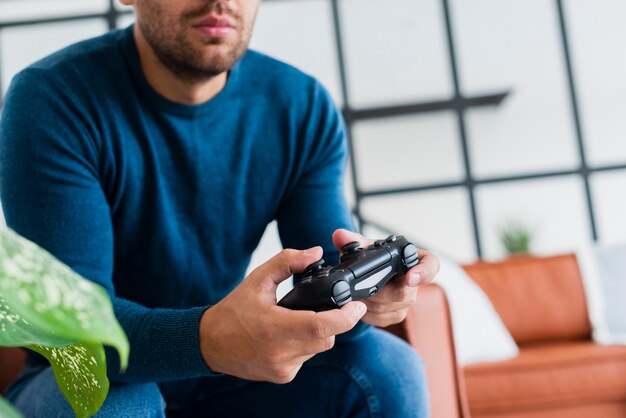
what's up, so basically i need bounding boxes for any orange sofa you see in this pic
[397,254,626,418]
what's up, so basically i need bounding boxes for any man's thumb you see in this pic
[254,246,324,287]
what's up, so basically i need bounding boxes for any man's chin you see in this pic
[199,45,246,67]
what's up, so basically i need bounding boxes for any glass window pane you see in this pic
[2,19,108,92]
[452,0,579,178]
[475,177,591,260]
[114,2,134,28]
[465,105,579,178]
[362,189,476,263]
[114,2,133,12]
[117,12,135,30]
[344,156,357,210]
[250,0,342,106]
[340,0,452,108]
[0,0,107,23]
[352,112,463,190]
[566,0,626,166]
[590,171,626,246]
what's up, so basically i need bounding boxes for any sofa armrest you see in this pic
[384,284,470,418]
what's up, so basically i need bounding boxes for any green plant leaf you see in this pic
[29,343,109,418]
[0,228,130,417]
[497,220,533,255]
[0,397,22,418]
[0,228,128,367]
[0,294,73,348]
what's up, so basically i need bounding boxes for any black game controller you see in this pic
[278,235,419,312]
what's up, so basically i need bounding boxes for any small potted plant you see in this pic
[497,219,534,256]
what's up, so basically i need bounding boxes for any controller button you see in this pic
[369,286,379,296]
[385,235,398,243]
[331,281,352,306]
[374,239,385,247]
[342,241,361,254]
[403,244,419,268]
[304,259,325,275]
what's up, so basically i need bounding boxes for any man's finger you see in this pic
[281,336,336,358]
[366,280,418,306]
[331,229,372,252]
[276,301,366,339]
[252,247,323,286]
[364,298,415,314]
[406,249,440,287]
[362,309,409,328]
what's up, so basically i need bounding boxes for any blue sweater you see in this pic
[0,26,352,383]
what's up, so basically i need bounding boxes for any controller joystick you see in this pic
[340,242,362,263]
[341,241,361,253]
[278,235,419,312]
[385,234,398,243]
[304,259,325,275]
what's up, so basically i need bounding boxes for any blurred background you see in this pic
[1,0,625,264]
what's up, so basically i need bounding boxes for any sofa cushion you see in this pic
[576,242,626,345]
[463,341,626,415]
[436,255,518,365]
[463,254,592,345]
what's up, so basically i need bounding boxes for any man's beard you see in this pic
[137,1,252,84]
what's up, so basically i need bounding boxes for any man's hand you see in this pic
[199,247,367,384]
[332,229,440,328]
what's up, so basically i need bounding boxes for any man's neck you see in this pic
[133,26,227,105]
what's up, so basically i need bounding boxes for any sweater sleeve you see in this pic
[276,80,355,265]
[0,69,213,383]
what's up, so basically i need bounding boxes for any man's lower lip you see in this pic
[195,26,233,38]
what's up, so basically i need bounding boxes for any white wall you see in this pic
[251,0,626,264]
[2,0,626,269]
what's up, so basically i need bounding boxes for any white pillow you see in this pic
[576,242,626,345]
[434,255,519,366]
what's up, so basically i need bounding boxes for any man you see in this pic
[0,0,438,416]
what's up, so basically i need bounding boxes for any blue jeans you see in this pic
[6,326,429,417]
